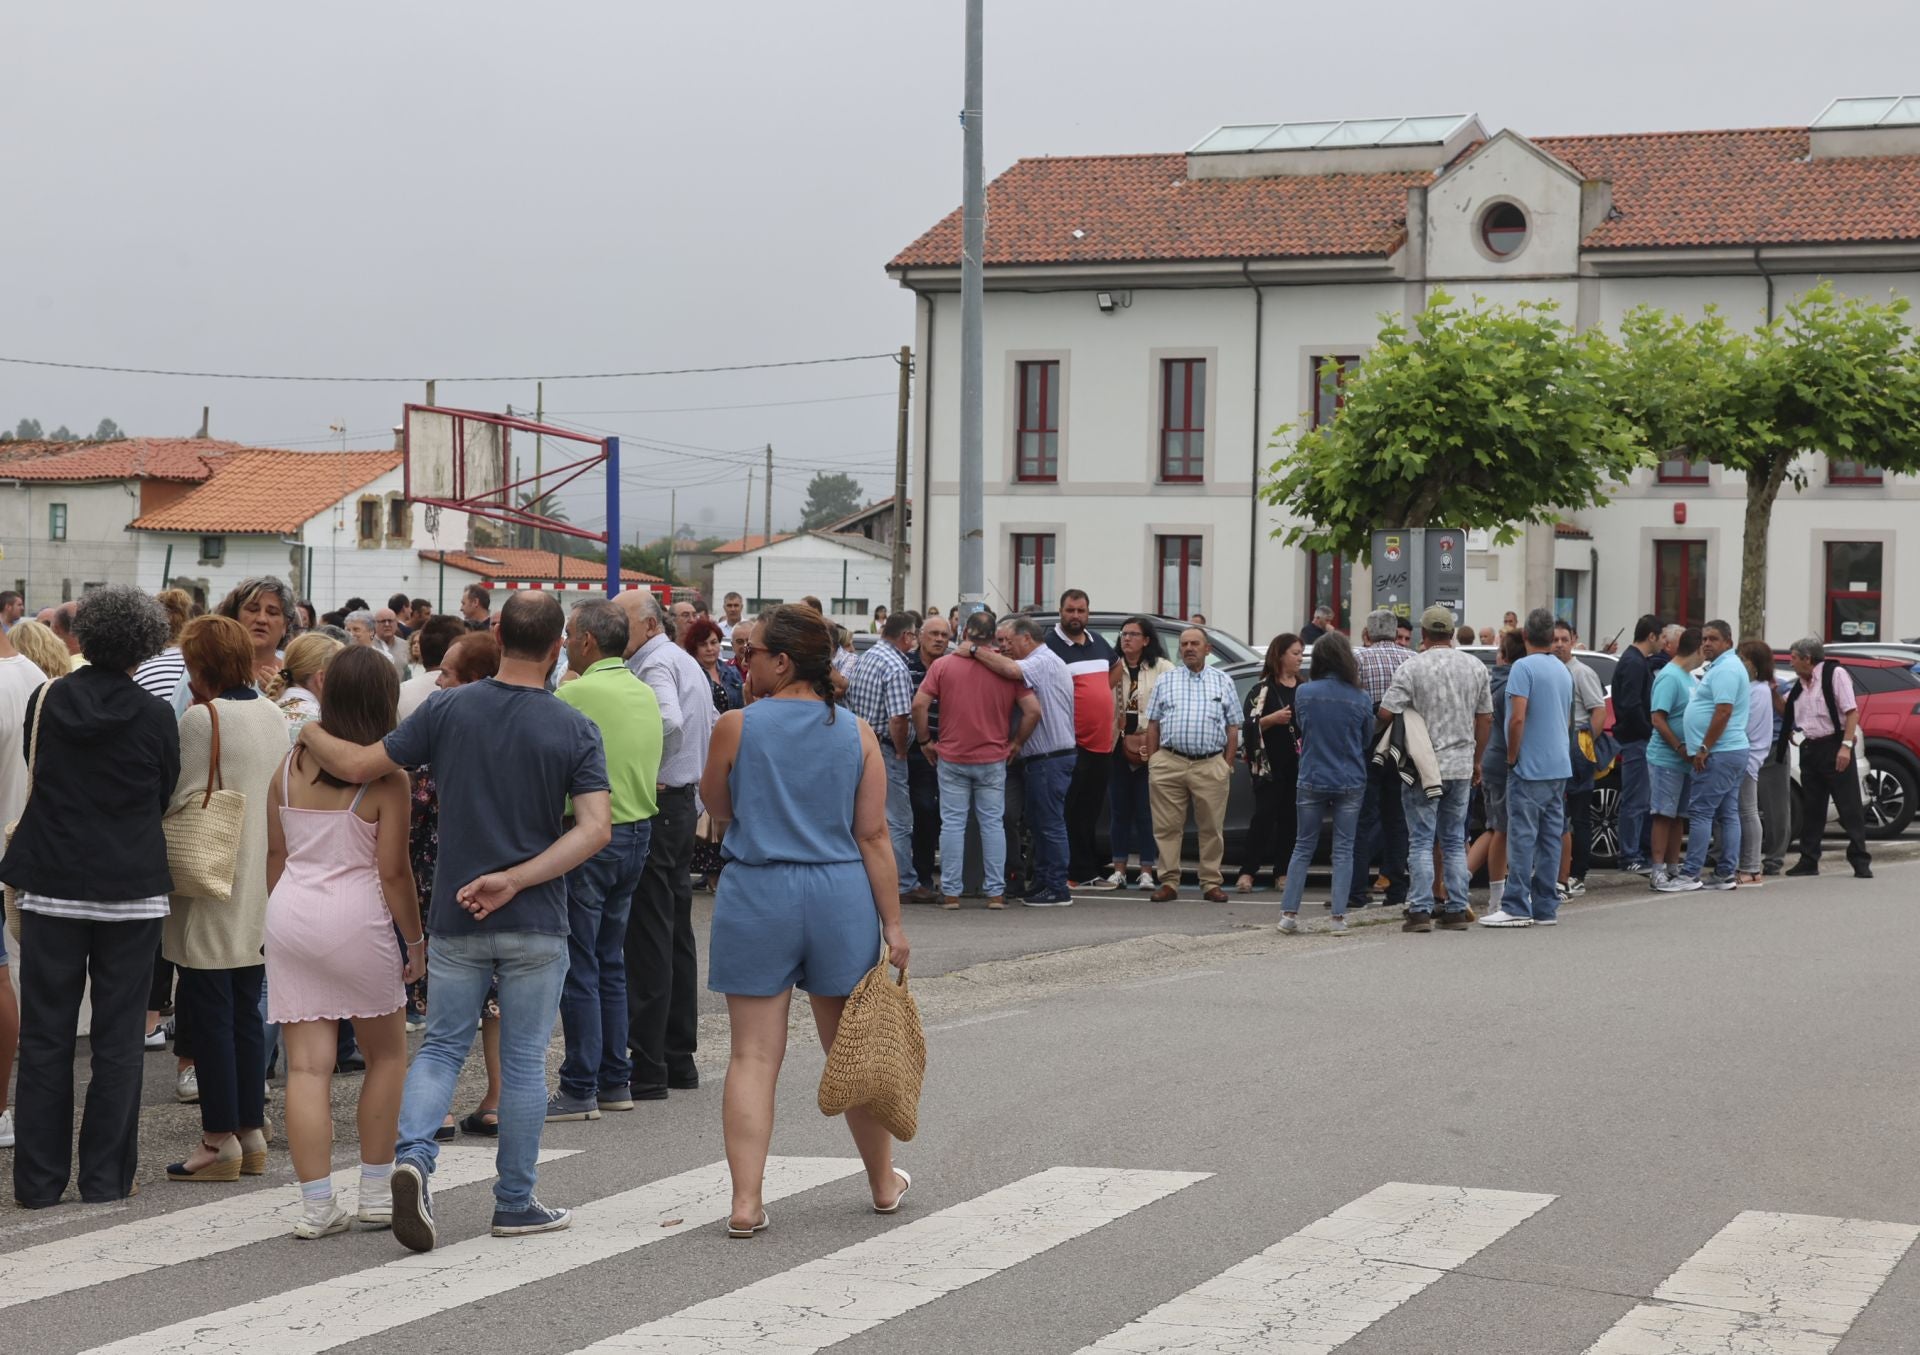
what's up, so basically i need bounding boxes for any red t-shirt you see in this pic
[918,654,1027,764]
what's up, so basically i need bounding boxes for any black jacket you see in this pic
[0,665,180,901]
[1612,644,1655,744]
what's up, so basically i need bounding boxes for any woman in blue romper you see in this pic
[702,604,913,1238]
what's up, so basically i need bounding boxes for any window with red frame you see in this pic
[1828,456,1884,485]
[1011,533,1055,610]
[1307,549,1349,628]
[1159,358,1206,481]
[1155,535,1202,618]
[1824,541,1884,642]
[1656,452,1709,484]
[1014,361,1059,482]
[1310,355,1361,429]
[1653,539,1706,627]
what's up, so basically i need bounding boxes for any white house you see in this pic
[888,101,1920,646]
[417,547,660,601]
[711,531,896,628]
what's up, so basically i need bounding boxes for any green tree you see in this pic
[93,418,124,441]
[14,418,42,441]
[799,472,865,530]
[48,425,76,442]
[1261,292,1646,559]
[1618,283,1920,636]
[620,542,671,580]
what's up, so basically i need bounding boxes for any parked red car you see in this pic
[1770,653,1920,840]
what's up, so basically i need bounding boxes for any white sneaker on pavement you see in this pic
[1476,909,1533,928]
[1329,916,1349,934]
[1656,874,1703,893]
[1103,870,1127,888]
[0,1109,13,1149]
[294,1197,352,1240]
[176,1066,199,1103]
[1277,914,1298,934]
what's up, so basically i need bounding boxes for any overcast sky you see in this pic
[6,0,1917,544]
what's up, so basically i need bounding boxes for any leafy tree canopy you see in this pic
[799,472,865,530]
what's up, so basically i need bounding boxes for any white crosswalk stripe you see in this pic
[73,1155,864,1355]
[0,1146,576,1312]
[1072,1181,1556,1355]
[1583,1210,1920,1355]
[569,1166,1210,1355]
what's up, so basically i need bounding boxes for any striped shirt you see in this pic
[1355,641,1413,704]
[848,642,916,745]
[1015,645,1078,756]
[20,891,169,923]
[133,647,187,705]
[1145,662,1239,756]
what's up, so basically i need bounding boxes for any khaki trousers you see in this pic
[1148,750,1231,888]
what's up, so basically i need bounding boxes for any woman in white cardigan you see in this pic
[163,615,291,1182]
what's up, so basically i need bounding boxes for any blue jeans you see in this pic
[881,746,919,892]
[1107,753,1156,866]
[397,930,569,1210]
[1505,776,1568,920]
[559,820,651,1100]
[1682,749,1744,882]
[1280,781,1364,916]
[937,759,1006,897]
[1616,740,1651,867]
[1403,778,1471,915]
[1023,752,1074,894]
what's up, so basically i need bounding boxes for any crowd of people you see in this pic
[0,575,1876,1237]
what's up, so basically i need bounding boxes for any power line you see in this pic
[0,352,897,384]
[548,390,895,416]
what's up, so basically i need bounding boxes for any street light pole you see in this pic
[957,0,985,610]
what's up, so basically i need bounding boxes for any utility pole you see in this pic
[666,489,676,590]
[890,344,911,612]
[957,0,985,609]
[763,444,773,549]
[742,468,754,549]
[533,380,544,550]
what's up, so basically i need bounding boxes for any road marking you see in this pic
[925,1008,1031,1032]
[74,1156,864,1355]
[1115,969,1225,990]
[1074,1181,1555,1354]
[1584,1210,1919,1354]
[571,1167,1210,1354]
[0,1146,574,1311]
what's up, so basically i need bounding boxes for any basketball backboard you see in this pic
[405,406,508,506]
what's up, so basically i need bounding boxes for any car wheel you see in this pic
[1861,753,1917,839]
[1590,781,1621,868]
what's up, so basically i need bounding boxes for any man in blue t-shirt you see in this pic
[300,590,611,1252]
[1664,619,1747,892]
[1645,628,1705,887]
[1483,608,1572,927]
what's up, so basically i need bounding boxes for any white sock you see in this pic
[360,1161,393,1184]
[299,1177,333,1204]
[1487,880,1505,911]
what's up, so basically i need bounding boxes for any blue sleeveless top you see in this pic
[723,699,864,866]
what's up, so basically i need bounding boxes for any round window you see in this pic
[1480,202,1528,258]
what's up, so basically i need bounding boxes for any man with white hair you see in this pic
[373,607,410,674]
[1299,604,1335,646]
[344,610,377,648]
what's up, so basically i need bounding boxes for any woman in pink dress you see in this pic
[264,645,424,1239]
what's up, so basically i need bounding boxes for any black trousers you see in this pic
[1796,735,1872,870]
[1001,759,1030,896]
[1064,747,1111,883]
[174,963,266,1134]
[1239,770,1299,879]
[627,783,699,1089]
[1350,759,1408,907]
[14,913,161,1206]
[908,748,940,889]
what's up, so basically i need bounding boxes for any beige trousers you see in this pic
[1148,749,1231,888]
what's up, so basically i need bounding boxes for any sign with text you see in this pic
[1370,526,1468,624]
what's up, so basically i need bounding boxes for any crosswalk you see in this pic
[3,1157,1913,1355]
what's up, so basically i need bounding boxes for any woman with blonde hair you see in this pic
[8,620,70,684]
[277,633,345,734]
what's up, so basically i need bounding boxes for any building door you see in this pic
[1824,541,1884,641]
[1653,540,1706,628]
[1306,549,1350,629]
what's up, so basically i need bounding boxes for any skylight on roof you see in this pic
[1812,95,1920,129]
[1189,114,1475,154]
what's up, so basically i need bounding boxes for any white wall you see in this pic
[0,479,143,605]
[712,538,893,628]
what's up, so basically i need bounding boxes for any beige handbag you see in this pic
[2,684,47,942]
[817,945,926,1141]
[162,701,246,902]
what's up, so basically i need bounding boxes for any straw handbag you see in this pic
[818,945,926,1142]
[1,686,46,943]
[162,701,246,902]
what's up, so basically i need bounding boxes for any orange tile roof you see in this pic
[419,548,660,584]
[2,438,238,483]
[129,449,403,533]
[713,533,795,555]
[889,127,1920,268]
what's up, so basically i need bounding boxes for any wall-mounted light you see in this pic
[1094,290,1131,314]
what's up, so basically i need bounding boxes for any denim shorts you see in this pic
[1481,760,1509,832]
[1649,763,1691,818]
[708,860,882,998]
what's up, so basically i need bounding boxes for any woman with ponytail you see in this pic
[275,634,344,734]
[700,604,912,1238]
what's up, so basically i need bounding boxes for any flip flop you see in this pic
[873,1168,912,1215]
[727,1211,770,1239]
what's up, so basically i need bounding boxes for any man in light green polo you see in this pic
[548,598,662,1122]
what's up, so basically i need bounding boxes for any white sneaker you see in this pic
[0,1109,13,1149]
[1566,877,1587,897]
[175,1067,199,1103]
[1649,866,1669,889]
[1656,874,1703,893]
[293,1197,352,1240]
[144,1025,167,1051]
[1277,914,1298,934]
[1135,869,1158,891]
[1329,916,1349,934]
[358,1176,393,1226]
[1477,909,1533,928]
[1103,870,1128,888]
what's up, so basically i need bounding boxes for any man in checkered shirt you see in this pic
[1350,608,1413,911]
[848,609,923,904]
[1144,628,1240,902]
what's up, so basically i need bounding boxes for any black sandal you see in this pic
[433,1117,458,1142]
[460,1109,500,1137]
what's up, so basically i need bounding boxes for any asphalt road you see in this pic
[7,847,1919,1353]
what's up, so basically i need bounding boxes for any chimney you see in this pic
[393,424,406,451]
[196,406,210,439]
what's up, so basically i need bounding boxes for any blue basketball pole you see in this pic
[604,435,621,598]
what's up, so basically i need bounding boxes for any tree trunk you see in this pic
[1738,455,1792,639]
